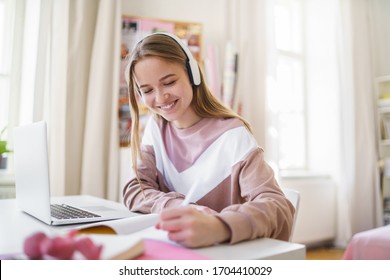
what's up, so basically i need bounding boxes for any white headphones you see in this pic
[140,32,201,86]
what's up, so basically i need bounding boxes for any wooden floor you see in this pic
[306,246,345,260]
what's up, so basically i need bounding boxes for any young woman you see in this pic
[123,32,294,248]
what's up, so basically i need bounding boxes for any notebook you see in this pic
[13,120,134,225]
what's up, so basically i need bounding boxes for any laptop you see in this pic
[13,120,134,225]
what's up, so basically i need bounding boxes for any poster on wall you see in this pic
[119,15,202,147]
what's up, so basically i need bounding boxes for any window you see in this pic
[0,0,37,139]
[0,0,30,175]
[0,0,14,132]
[268,0,339,176]
[270,0,306,170]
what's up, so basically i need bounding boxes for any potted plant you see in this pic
[0,127,12,169]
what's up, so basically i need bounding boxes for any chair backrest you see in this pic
[282,187,300,241]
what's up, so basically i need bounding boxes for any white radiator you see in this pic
[0,172,16,199]
[280,176,336,246]
[0,186,15,199]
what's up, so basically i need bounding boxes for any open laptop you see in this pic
[13,121,134,225]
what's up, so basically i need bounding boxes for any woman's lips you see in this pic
[158,100,178,112]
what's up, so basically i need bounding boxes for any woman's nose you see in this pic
[156,91,169,103]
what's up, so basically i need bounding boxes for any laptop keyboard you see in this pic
[50,204,101,219]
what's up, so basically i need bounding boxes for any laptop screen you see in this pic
[13,121,52,224]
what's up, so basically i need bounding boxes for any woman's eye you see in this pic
[164,80,176,86]
[141,88,153,95]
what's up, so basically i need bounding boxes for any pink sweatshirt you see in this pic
[123,116,295,244]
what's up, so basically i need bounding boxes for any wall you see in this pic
[122,0,228,72]
[371,0,390,77]
[281,176,336,245]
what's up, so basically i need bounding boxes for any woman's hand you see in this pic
[156,207,231,248]
[189,204,218,215]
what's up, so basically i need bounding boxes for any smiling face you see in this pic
[134,56,201,129]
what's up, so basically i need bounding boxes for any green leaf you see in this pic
[0,140,11,155]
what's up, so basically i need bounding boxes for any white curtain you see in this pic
[226,0,268,148]
[334,0,384,246]
[34,0,122,200]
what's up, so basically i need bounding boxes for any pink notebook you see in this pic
[136,239,211,260]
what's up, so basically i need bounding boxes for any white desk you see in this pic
[0,196,306,260]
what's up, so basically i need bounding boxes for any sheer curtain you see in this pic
[334,0,385,246]
[226,0,268,148]
[35,0,122,200]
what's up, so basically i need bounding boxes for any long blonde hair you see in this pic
[125,33,252,183]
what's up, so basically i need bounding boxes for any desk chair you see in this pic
[282,188,300,241]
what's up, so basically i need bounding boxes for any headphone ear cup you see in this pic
[186,60,196,86]
[188,59,201,86]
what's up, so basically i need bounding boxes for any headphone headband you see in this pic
[142,32,201,86]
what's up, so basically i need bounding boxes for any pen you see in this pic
[181,185,197,206]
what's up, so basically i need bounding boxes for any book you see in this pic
[378,98,390,108]
[384,211,390,225]
[381,115,390,140]
[76,213,159,235]
[204,45,221,99]
[74,213,211,260]
[222,41,237,108]
[85,234,144,260]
